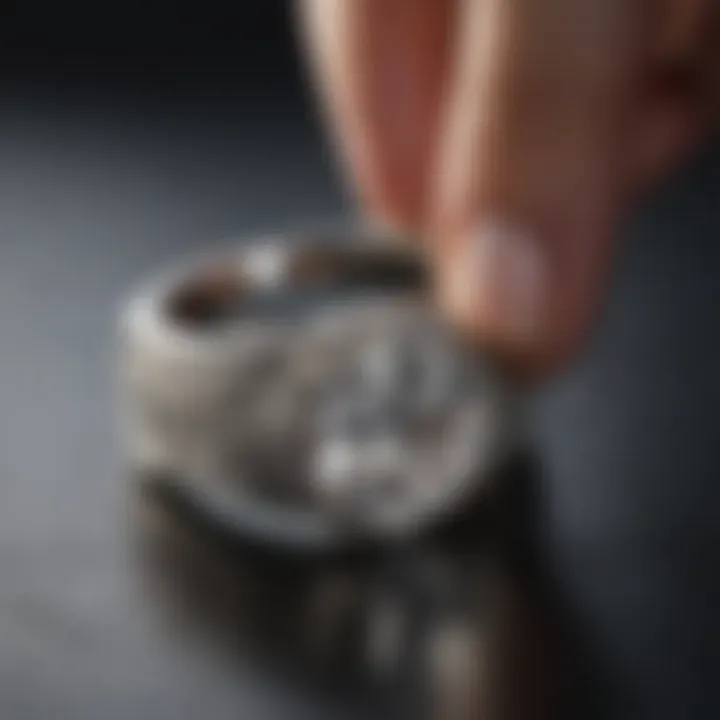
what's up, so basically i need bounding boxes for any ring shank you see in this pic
[120,233,521,552]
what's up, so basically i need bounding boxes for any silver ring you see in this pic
[119,232,526,550]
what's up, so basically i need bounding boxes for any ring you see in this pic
[119,232,526,551]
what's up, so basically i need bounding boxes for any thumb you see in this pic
[433,0,645,380]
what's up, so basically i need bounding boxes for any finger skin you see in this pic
[296,0,456,234]
[626,69,709,198]
[655,0,713,62]
[296,0,715,381]
[433,0,646,379]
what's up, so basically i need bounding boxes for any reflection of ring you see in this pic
[120,233,525,550]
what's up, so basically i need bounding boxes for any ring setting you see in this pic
[120,233,525,549]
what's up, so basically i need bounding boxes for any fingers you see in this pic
[700,4,720,121]
[432,0,646,379]
[653,0,719,121]
[296,0,456,235]
[655,0,713,63]
[633,0,718,191]
[626,70,708,198]
[296,0,714,381]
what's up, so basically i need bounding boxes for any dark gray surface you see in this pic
[0,79,718,719]
[0,89,349,720]
[535,145,720,718]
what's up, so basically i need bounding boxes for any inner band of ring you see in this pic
[166,238,429,329]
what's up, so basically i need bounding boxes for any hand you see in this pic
[297,0,718,379]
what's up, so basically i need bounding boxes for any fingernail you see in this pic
[443,223,545,347]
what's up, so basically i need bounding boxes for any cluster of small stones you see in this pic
[127,298,505,534]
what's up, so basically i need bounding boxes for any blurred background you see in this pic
[0,3,719,719]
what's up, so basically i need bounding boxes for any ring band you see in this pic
[120,232,525,551]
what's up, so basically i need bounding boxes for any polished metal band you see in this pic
[120,233,524,550]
